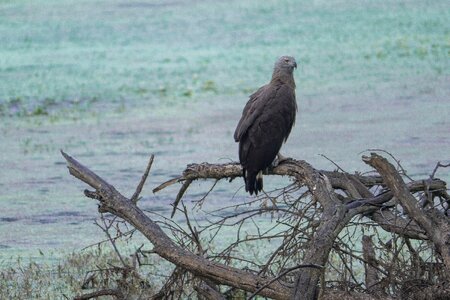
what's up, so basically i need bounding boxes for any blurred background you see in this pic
[0,0,449,263]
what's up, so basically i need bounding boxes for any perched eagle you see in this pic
[234,56,297,195]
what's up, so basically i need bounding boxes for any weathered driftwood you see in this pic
[62,150,450,300]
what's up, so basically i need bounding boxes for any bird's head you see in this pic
[275,56,297,72]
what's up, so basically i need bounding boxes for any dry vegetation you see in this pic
[56,150,450,300]
[0,247,162,299]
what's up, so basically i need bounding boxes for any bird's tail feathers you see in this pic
[244,170,263,196]
[256,171,263,193]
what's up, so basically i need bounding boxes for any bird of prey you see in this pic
[234,56,297,195]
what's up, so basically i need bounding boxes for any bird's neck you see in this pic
[271,70,296,89]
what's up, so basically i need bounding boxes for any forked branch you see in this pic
[363,153,450,270]
[62,150,450,299]
[61,151,291,299]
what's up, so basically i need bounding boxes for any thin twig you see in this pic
[192,179,219,211]
[96,214,128,268]
[182,202,203,255]
[131,154,154,203]
[431,161,450,179]
[319,153,347,173]
[171,179,193,218]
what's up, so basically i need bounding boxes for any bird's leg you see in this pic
[272,152,289,167]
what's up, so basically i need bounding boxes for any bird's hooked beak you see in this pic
[293,61,298,69]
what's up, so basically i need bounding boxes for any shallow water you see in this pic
[0,0,449,263]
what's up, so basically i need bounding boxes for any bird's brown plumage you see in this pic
[234,56,297,195]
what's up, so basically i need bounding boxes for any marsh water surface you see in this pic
[1,0,449,263]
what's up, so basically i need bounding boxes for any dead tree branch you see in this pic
[61,150,290,299]
[194,281,225,300]
[62,150,449,300]
[74,288,124,300]
[131,154,154,203]
[363,153,450,270]
[362,235,385,297]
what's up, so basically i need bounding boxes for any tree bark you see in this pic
[363,153,450,273]
[195,281,226,300]
[61,151,290,299]
[62,150,450,299]
[362,235,386,297]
